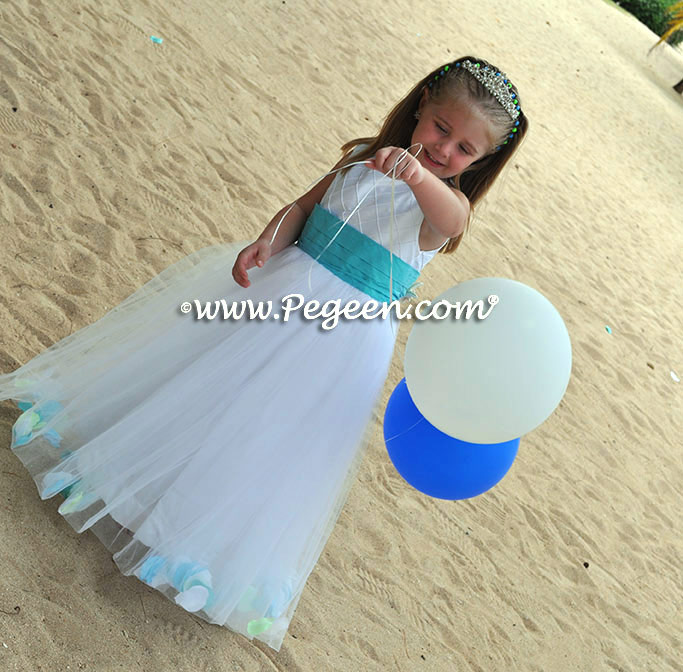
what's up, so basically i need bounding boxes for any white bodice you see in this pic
[319,157,446,272]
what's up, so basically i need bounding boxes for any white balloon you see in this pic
[404,278,572,444]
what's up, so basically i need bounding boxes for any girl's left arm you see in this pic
[409,171,469,240]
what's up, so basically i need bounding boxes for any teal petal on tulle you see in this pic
[171,561,211,592]
[37,400,64,421]
[170,559,216,611]
[55,452,75,494]
[12,411,39,445]
[42,472,72,497]
[59,481,79,498]
[183,568,213,591]
[49,479,69,496]
[13,434,31,447]
[172,561,199,591]
[58,488,98,514]
[12,401,65,447]
[44,428,62,448]
[15,411,40,435]
[139,556,168,585]
[15,401,33,411]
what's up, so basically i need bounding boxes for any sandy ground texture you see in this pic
[0,0,681,670]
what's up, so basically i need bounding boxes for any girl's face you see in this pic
[411,92,493,180]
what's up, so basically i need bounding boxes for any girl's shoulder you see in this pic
[349,143,369,156]
[341,142,371,165]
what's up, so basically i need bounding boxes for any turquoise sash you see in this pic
[296,204,420,303]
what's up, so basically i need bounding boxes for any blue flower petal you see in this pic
[37,400,64,422]
[44,429,62,448]
[171,561,208,592]
[13,433,32,447]
[139,556,168,585]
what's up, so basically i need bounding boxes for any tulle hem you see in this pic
[5,392,378,650]
[1,239,396,651]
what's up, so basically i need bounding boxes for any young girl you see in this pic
[0,56,526,651]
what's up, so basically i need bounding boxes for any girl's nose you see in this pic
[434,139,450,160]
[437,134,455,149]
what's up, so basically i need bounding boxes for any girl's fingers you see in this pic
[236,253,251,280]
[233,242,266,287]
[371,148,416,176]
[240,267,250,287]
[394,155,413,178]
[232,265,246,287]
[393,151,411,170]
[395,160,410,176]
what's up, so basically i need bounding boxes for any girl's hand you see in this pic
[232,239,272,288]
[366,146,426,186]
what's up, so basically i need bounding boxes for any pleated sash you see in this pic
[296,204,420,303]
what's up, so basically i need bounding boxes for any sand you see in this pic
[0,0,681,669]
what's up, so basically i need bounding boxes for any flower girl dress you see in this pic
[0,157,444,651]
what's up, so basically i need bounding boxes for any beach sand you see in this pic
[0,0,681,670]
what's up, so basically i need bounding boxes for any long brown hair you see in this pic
[338,56,528,254]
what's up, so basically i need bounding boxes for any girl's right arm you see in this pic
[232,155,348,288]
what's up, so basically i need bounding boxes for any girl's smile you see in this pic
[423,149,445,167]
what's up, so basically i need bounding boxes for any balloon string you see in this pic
[269,144,424,314]
[389,157,395,307]
[384,415,426,443]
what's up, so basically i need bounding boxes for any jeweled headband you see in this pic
[428,60,521,151]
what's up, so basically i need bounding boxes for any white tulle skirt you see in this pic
[0,240,399,651]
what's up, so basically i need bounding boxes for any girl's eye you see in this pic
[436,123,447,134]
[460,145,470,155]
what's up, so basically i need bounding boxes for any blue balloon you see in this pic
[384,379,520,500]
